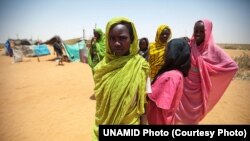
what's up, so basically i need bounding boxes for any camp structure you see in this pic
[45,36,88,63]
[63,38,88,63]
[4,38,50,63]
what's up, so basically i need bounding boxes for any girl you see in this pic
[147,38,191,124]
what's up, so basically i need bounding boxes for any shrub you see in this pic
[233,53,250,80]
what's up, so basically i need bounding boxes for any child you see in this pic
[138,37,149,60]
[147,38,191,124]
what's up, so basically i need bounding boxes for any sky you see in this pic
[0,0,250,44]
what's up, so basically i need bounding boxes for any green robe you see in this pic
[92,17,149,141]
[87,28,106,72]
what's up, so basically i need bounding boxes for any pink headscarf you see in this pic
[176,19,238,124]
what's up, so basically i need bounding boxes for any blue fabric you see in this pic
[63,41,87,62]
[5,40,13,56]
[34,44,50,56]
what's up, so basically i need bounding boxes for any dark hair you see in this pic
[110,21,134,43]
[139,37,149,47]
[194,20,204,29]
[152,37,191,84]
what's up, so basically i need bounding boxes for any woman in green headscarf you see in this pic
[92,17,150,140]
[87,28,106,73]
[148,24,172,81]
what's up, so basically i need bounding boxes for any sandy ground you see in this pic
[0,47,249,141]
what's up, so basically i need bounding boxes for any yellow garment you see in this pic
[92,17,149,141]
[149,25,172,81]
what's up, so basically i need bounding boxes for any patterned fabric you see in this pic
[92,17,149,140]
[148,25,172,81]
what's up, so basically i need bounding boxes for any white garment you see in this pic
[146,76,152,94]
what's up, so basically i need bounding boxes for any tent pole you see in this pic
[37,42,40,62]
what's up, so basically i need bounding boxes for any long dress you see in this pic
[175,19,238,124]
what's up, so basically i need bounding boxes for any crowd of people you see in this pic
[82,17,238,140]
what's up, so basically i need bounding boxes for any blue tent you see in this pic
[34,44,50,56]
[63,41,88,62]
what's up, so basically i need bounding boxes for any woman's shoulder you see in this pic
[160,70,183,81]
[153,70,183,89]
[149,42,155,47]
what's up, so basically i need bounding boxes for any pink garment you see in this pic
[175,19,238,124]
[147,70,183,124]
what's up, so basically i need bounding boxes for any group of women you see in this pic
[88,17,238,141]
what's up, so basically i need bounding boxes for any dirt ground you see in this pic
[0,47,249,141]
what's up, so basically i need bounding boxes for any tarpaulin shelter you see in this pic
[45,36,89,63]
[5,39,50,63]
[63,40,88,62]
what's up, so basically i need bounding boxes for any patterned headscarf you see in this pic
[152,37,191,84]
[149,24,172,81]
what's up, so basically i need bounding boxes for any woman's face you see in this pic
[159,28,170,43]
[139,39,148,51]
[194,21,205,46]
[93,30,100,40]
[108,24,131,56]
